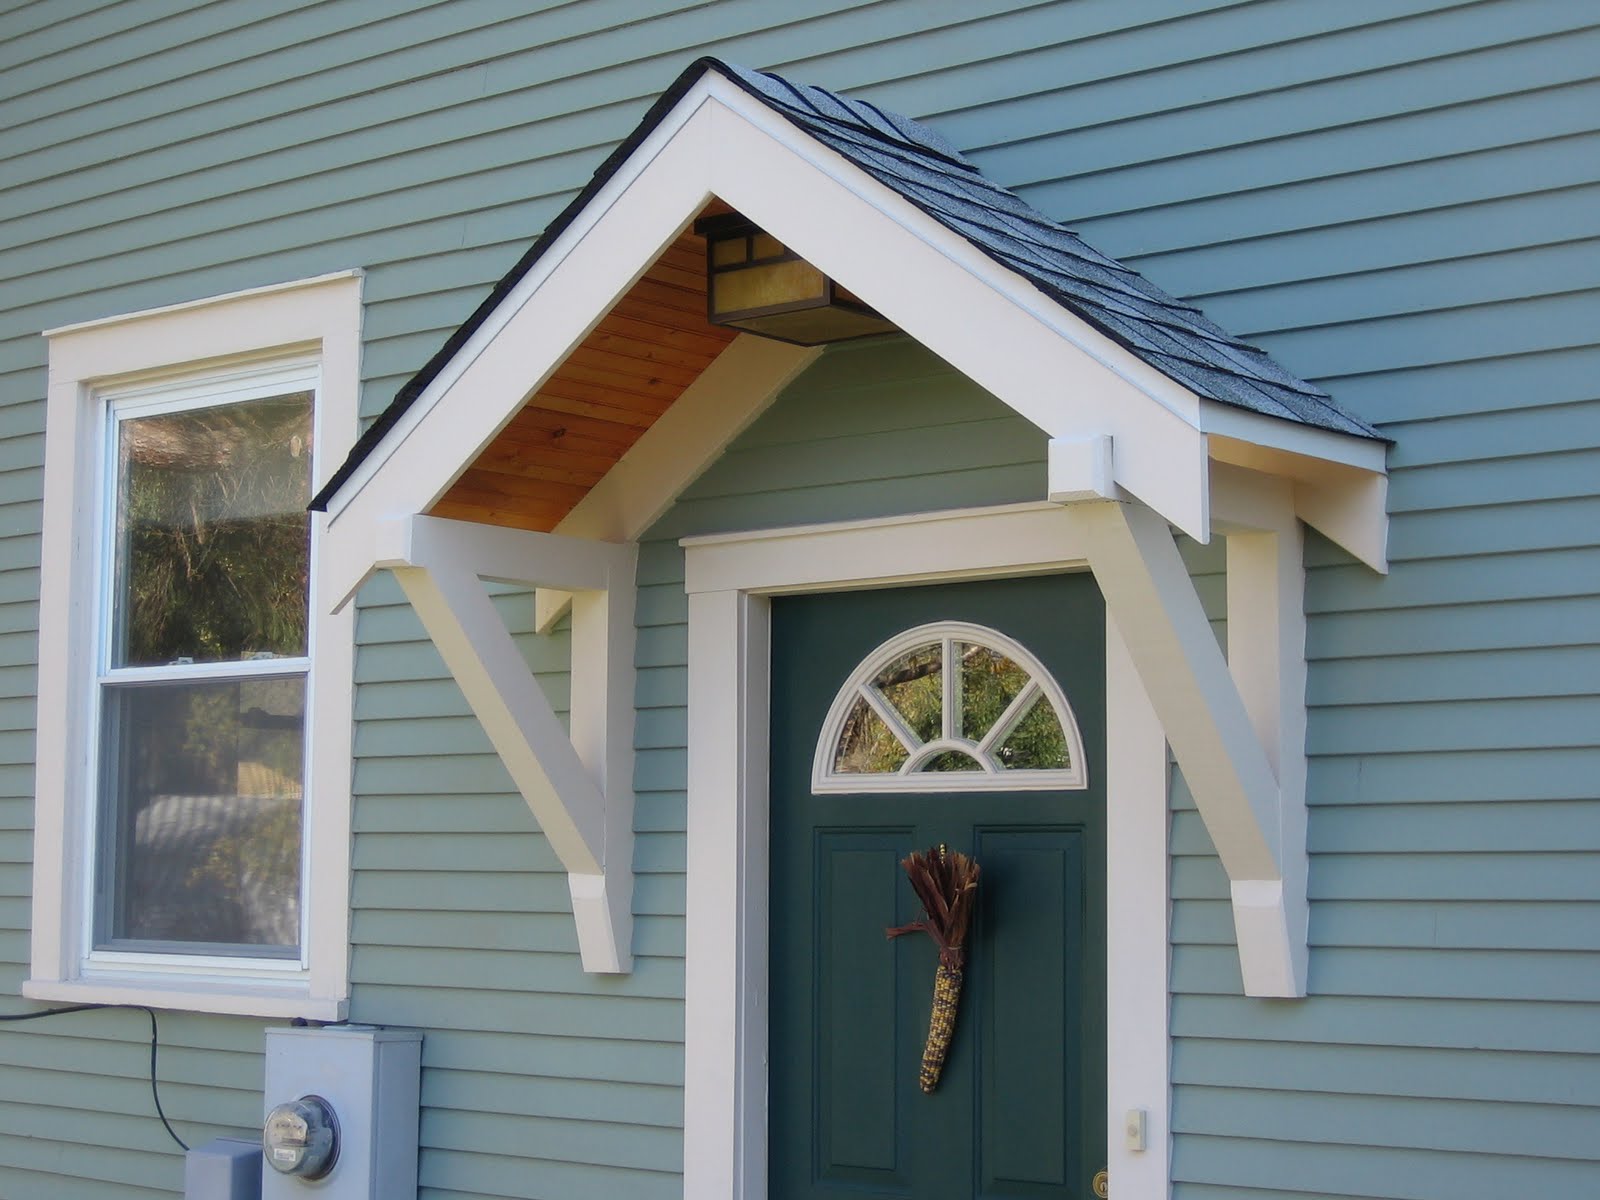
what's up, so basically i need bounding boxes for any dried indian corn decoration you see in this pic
[886,845,981,1094]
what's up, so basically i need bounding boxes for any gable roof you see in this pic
[314,56,1380,512]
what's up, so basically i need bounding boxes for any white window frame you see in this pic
[812,619,1089,792]
[28,272,361,1019]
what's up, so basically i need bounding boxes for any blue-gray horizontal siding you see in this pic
[0,0,1594,1196]
[1137,7,1600,1193]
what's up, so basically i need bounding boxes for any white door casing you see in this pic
[682,502,1171,1200]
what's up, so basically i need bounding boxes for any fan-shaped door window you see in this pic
[812,621,1087,793]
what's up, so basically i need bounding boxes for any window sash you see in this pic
[86,363,320,966]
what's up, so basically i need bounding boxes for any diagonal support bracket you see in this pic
[375,515,637,973]
[1077,498,1308,997]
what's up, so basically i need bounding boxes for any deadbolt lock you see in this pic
[1091,1168,1109,1198]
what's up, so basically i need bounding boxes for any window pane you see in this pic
[958,642,1029,740]
[996,696,1071,770]
[921,750,983,773]
[872,642,942,743]
[113,392,312,667]
[833,694,910,774]
[98,676,304,954]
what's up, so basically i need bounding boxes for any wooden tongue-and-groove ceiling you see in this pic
[429,215,741,532]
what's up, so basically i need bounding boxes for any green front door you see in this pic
[770,574,1107,1200]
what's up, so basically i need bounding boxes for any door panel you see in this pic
[976,828,1083,1198]
[770,575,1106,1200]
[815,829,914,1190]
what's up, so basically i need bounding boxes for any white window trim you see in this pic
[812,619,1089,793]
[28,272,361,1019]
[682,502,1172,1200]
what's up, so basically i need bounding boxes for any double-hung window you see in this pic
[29,273,360,1017]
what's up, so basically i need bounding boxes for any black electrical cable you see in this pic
[0,1003,189,1151]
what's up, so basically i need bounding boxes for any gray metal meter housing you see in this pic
[262,1025,422,1199]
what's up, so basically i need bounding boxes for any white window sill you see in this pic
[23,975,347,1021]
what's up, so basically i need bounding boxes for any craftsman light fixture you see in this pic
[695,213,897,345]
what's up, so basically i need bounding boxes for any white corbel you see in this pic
[1076,497,1308,997]
[374,514,637,973]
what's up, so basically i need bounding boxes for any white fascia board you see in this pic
[700,83,1211,542]
[322,84,722,530]
[1201,403,1388,475]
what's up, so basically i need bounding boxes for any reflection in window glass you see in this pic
[833,695,911,774]
[996,696,1070,770]
[958,642,1029,740]
[922,750,984,773]
[98,677,304,954]
[113,392,312,667]
[873,643,942,743]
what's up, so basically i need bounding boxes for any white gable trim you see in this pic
[321,74,1385,551]
[682,504,1172,1200]
[320,69,1384,570]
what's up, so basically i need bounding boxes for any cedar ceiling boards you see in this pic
[430,226,740,532]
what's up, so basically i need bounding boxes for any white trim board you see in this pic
[30,273,361,1019]
[372,515,638,974]
[681,503,1172,1200]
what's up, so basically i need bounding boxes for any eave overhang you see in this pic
[313,60,1389,991]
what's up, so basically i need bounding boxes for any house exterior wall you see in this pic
[1,2,1595,1197]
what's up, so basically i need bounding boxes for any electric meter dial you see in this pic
[263,1094,340,1180]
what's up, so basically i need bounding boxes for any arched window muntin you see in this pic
[811,620,1088,794]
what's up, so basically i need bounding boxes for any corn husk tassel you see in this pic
[886,845,980,1094]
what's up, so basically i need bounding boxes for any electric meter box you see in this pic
[262,1025,422,1199]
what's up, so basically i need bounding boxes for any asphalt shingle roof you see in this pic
[313,57,1380,512]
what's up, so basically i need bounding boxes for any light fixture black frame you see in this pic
[692,213,894,345]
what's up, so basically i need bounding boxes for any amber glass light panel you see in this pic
[696,212,897,345]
